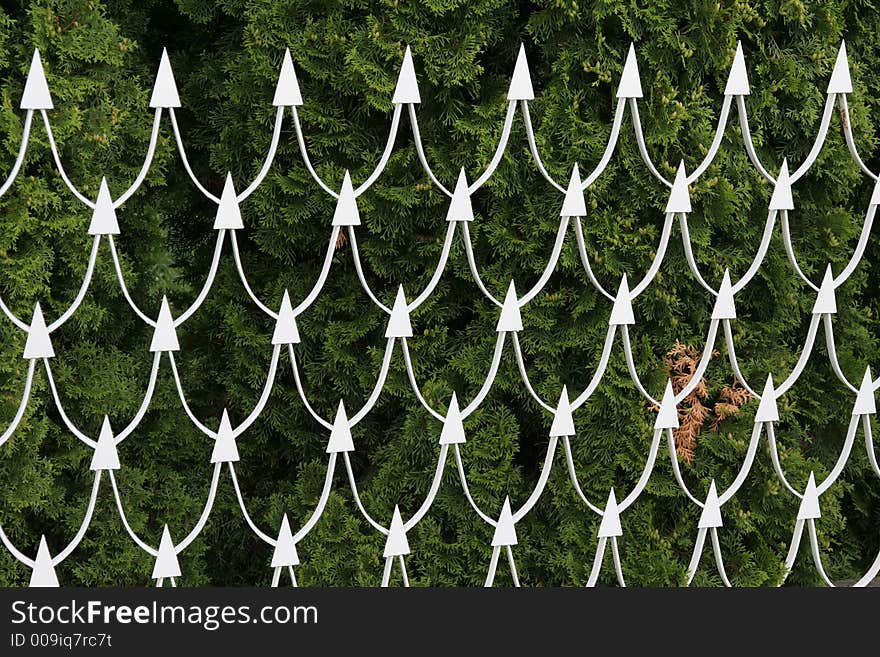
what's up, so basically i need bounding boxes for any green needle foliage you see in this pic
[0,0,878,586]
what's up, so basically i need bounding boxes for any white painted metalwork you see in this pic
[0,40,878,588]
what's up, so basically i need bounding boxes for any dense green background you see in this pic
[0,0,878,586]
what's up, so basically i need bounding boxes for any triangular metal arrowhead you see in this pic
[853,367,876,415]
[598,489,623,537]
[724,42,750,96]
[827,40,853,94]
[89,178,120,235]
[812,265,837,315]
[271,514,300,567]
[272,290,301,345]
[870,176,880,206]
[496,281,523,332]
[150,296,180,352]
[560,164,587,217]
[29,536,59,587]
[797,472,821,520]
[665,161,692,213]
[211,409,240,463]
[149,48,181,108]
[492,497,518,546]
[273,49,303,106]
[755,374,779,423]
[655,380,680,429]
[446,169,474,222]
[385,286,413,338]
[90,416,120,471]
[439,393,466,445]
[507,44,535,100]
[332,171,360,226]
[392,45,420,104]
[152,525,182,579]
[769,159,794,211]
[214,173,244,230]
[616,43,643,99]
[21,49,53,110]
[383,506,411,557]
[609,274,635,326]
[712,270,737,320]
[549,386,575,437]
[23,302,55,359]
[326,401,355,453]
[698,480,723,528]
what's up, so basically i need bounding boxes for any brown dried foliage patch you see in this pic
[653,340,752,463]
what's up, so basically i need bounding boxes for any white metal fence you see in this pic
[0,41,878,587]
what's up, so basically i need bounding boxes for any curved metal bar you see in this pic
[237,107,285,202]
[113,108,163,208]
[573,218,615,301]
[40,110,96,207]
[460,333,506,419]
[46,236,101,333]
[403,445,450,531]
[468,102,517,194]
[510,332,555,413]
[407,221,456,312]
[228,463,276,545]
[173,230,227,326]
[348,227,392,315]
[561,437,604,515]
[0,110,34,198]
[42,359,98,448]
[512,437,558,522]
[453,444,496,526]
[292,453,337,543]
[174,462,223,552]
[0,359,36,448]
[288,345,333,430]
[399,338,445,421]
[52,472,102,564]
[520,101,566,193]
[517,217,570,307]
[342,452,388,535]
[460,221,503,308]
[407,104,452,197]
[582,100,626,189]
[735,96,776,183]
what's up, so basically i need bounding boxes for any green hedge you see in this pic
[0,0,878,586]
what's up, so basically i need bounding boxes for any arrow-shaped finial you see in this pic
[827,40,853,95]
[724,42,750,96]
[150,296,180,352]
[385,286,413,338]
[560,164,587,218]
[665,161,692,214]
[496,281,523,332]
[90,416,121,471]
[149,48,181,108]
[549,386,575,437]
[609,274,635,326]
[273,49,303,107]
[332,171,360,226]
[23,302,54,360]
[211,409,240,463]
[326,401,355,454]
[392,46,420,104]
[507,44,535,100]
[616,44,643,99]
[21,49,53,110]
[769,159,794,211]
[439,393,466,445]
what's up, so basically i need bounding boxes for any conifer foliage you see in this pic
[0,1,878,585]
